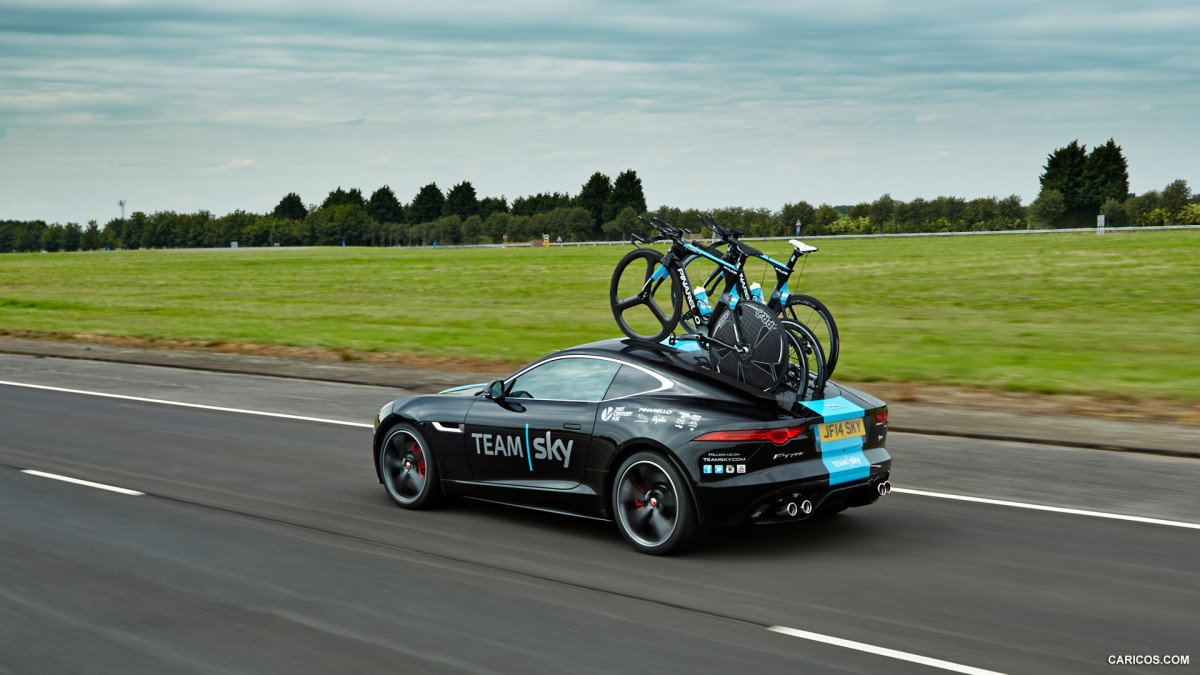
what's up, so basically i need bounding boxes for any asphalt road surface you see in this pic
[1,355,1197,674]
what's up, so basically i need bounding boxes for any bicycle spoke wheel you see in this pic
[709,301,788,392]
[610,248,683,342]
[781,318,827,397]
[784,294,839,378]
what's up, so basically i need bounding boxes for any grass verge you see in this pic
[2,229,1197,401]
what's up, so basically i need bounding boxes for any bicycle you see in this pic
[609,218,793,393]
[682,214,840,383]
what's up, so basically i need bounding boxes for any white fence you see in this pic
[397,224,1200,250]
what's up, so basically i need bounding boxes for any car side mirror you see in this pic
[486,379,506,401]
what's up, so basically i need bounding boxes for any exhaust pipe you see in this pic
[876,481,891,496]
[800,500,813,514]
[777,502,799,517]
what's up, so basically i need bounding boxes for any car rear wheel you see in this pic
[612,452,702,555]
[379,423,441,509]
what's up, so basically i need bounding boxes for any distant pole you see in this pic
[119,200,126,220]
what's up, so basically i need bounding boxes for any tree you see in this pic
[812,204,842,233]
[408,183,445,224]
[1100,198,1128,228]
[1083,139,1129,213]
[272,192,307,220]
[460,215,484,244]
[1040,141,1088,227]
[1124,190,1160,227]
[40,224,64,252]
[575,172,612,230]
[478,196,508,219]
[306,204,375,246]
[601,206,644,241]
[321,187,365,210]
[1160,179,1191,224]
[82,220,102,250]
[603,170,647,222]
[868,194,896,230]
[512,192,572,216]
[366,186,404,224]
[442,181,479,219]
[1028,189,1065,228]
[63,223,83,251]
[780,201,816,236]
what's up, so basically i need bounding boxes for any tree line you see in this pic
[2,148,1196,253]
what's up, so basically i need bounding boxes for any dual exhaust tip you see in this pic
[777,500,813,517]
[772,482,890,519]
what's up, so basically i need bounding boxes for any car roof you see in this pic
[545,337,757,399]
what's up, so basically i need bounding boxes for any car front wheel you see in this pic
[379,423,440,509]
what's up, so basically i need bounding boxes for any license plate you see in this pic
[818,418,865,443]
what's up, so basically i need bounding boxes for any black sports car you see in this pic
[372,337,891,554]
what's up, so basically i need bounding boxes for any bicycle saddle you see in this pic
[788,239,818,253]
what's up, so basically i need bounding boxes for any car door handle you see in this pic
[563,423,582,430]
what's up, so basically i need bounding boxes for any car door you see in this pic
[464,356,621,489]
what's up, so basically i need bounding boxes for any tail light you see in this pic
[874,411,888,426]
[694,426,805,445]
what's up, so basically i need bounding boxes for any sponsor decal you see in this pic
[634,413,650,423]
[470,429,574,469]
[650,415,669,424]
[803,396,871,486]
[638,407,673,415]
[601,406,633,422]
[772,451,805,460]
[673,412,702,430]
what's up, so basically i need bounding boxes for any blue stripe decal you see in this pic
[651,264,669,280]
[804,396,870,486]
[439,382,486,393]
[525,424,533,472]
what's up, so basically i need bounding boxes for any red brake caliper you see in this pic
[411,441,426,477]
[634,485,645,509]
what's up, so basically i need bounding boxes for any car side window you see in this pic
[508,358,621,402]
[603,365,666,400]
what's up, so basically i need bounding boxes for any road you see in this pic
[1,354,1197,674]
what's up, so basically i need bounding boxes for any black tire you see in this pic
[612,451,702,555]
[378,423,440,509]
[709,300,789,391]
[773,325,810,410]
[610,248,683,342]
[781,318,827,396]
[783,294,839,378]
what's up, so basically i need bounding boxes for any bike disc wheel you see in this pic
[709,300,788,391]
[610,248,683,342]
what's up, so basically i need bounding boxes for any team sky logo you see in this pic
[470,425,573,469]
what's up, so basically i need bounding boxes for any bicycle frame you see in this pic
[639,234,754,353]
[685,238,813,314]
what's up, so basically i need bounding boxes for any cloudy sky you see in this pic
[2,0,1197,225]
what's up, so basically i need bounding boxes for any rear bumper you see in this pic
[692,447,891,526]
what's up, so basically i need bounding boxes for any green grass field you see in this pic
[2,229,1198,400]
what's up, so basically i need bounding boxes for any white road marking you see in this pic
[0,379,373,428]
[768,625,1007,675]
[21,470,144,496]
[893,487,1200,530]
